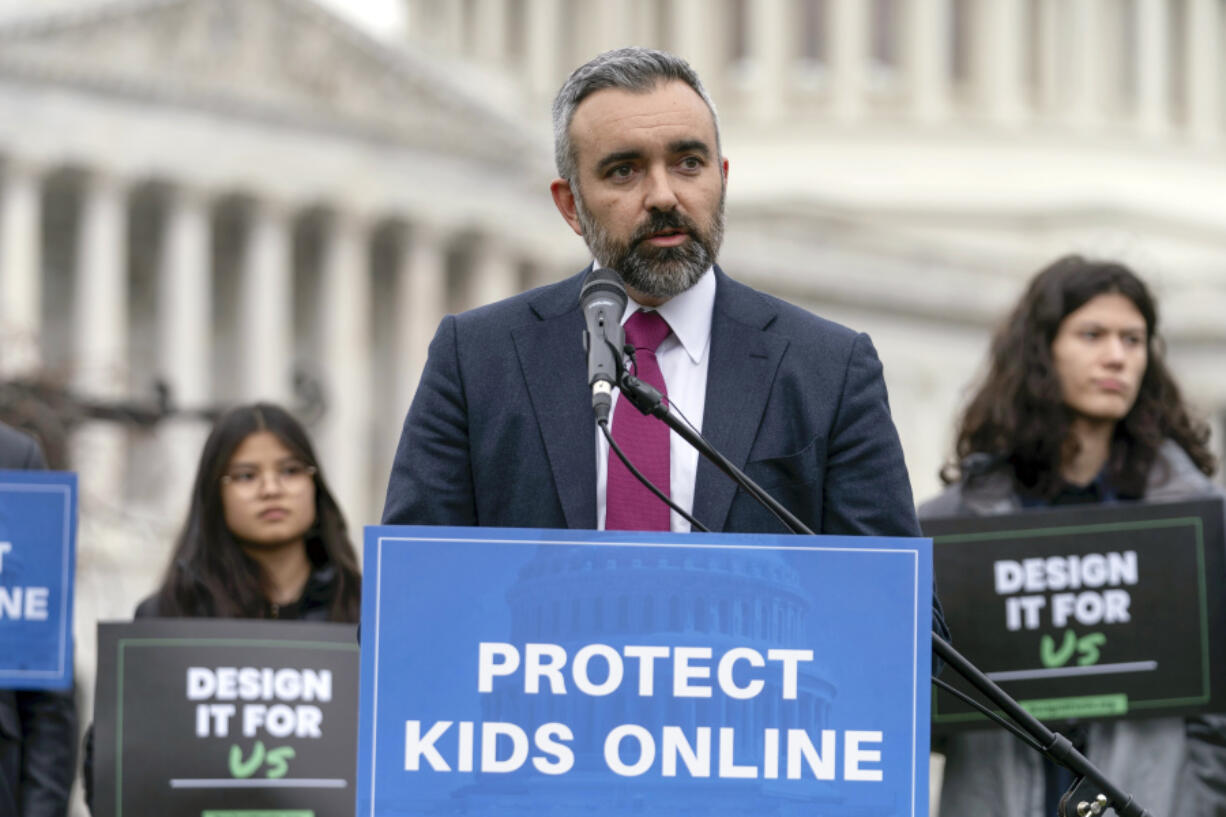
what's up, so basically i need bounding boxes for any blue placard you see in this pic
[0,469,77,690]
[358,526,931,817]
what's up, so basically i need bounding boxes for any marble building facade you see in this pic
[1,2,1225,812]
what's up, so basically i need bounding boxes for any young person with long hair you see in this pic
[142,402,360,621]
[84,403,360,811]
[922,255,1224,817]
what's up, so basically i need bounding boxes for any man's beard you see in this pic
[573,186,725,300]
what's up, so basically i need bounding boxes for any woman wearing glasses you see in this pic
[138,402,361,621]
[922,256,1224,817]
[84,403,361,811]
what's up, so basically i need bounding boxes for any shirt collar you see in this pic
[591,261,715,364]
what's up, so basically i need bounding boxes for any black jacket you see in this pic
[0,423,76,817]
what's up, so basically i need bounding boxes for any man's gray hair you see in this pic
[551,47,721,182]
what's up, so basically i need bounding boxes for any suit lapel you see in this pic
[691,268,788,532]
[512,270,598,529]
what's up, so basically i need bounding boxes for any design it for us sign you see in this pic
[93,619,359,817]
[924,498,1226,732]
[359,526,933,817]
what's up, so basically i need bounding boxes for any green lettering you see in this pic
[1076,632,1106,666]
[1040,630,1077,668]
[265,746,296,778]
[229,741,265,779]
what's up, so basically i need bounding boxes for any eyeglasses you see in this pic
[220,461,317,494]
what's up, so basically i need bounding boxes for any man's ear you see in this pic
[722,157,729,181]
[550,178,584,236]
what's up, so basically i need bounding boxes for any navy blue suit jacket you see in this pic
[383,266,920,538]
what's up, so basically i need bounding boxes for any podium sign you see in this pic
[359,526,932,817]
[925,498,1226,733]
[0,469,76,690]
[93,619,359,817]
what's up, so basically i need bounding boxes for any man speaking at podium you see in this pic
[383,47,921,545]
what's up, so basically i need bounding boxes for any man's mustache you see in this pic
[629,210,700,249]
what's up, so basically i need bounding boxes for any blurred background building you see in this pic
[0,0,1224,812]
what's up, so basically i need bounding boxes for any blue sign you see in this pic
[0,469,77,690]
[359,527,931,817]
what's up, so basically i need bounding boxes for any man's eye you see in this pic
[679,156,703,170]
[609,164,634,178]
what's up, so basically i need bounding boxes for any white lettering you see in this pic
[673,647,713,698]
[717,648,765,700]
[787,729,836,780]
[524,643,567,694]
[995,560,1023,594]
[532,723,574,775]
[767,649,813,700]
[718,726,757,778]
[605,724,655,776]
[844,731,884,781]
[661,726,710,778]
[624,645,670,696]
[572,644,623,696]
[482,722,528,773]
[477,643,520,693]
[404,720,451,771]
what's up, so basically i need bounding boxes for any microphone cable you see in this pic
[598,418,710,533]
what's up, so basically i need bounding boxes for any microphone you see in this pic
[580,267,627,423]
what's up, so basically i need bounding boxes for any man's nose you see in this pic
[643,164,679,211]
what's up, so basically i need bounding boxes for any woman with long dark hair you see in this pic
[143,402,360,621]
[84,404,360,811]
[923,255,1224,817]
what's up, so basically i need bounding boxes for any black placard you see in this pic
[93,619,359,817]
[924,498,1226,734]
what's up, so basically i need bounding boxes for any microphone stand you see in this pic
[616,370,1153,817]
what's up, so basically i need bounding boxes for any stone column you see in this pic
[1067,0,1104,129]
[748,0,789,124]
[0,158,41,377]
[526,0,563,105]
[1033,0,1062,114]
[435,0,466,54]
[239,198,294,404]
[317,209,372,527]
[396,221,448,416]
[157,185,212,516]
[72,170,128,506]
[473,0,507,65]
[1134,0,1169,137]
[1185,0,1220,145]
[830,0,869,121]
[906,0,951,124]
[669,0,721,101]
[977,0,1026,125]
[591,0,633,55]
[465,234,518,311]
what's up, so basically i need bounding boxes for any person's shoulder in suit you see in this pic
[714,269,868,363]
[0,421,46,470]
[450,270,586,337]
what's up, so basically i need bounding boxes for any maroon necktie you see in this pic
[606,310,672,531]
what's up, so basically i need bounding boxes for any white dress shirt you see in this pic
[595,265,715,532]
